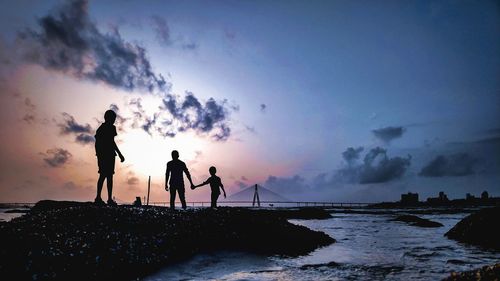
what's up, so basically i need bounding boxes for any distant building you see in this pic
[401,192,419,205]
[466,193,476,201]
[427,191,450,204]
[438,191,449,201]
[481,191,489,200]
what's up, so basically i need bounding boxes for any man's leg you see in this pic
[170,188,176,210]
[178,188,187,209]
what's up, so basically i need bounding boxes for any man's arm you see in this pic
[193,179,209,189]
[183,163,194,187]
[165,163,170,191]
[113,141,125,162]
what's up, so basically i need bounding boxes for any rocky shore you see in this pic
[445,206,500,250]
[0,201,334,280]
[443,263,500,281]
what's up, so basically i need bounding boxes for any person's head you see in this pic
[209,166,217,175]
[171,150,179,160]
[104,110,117,124]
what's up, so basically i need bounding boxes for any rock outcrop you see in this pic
[0,200,335,280]
[445,206,500,250]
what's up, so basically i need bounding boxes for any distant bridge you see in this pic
[1,201,372,208]
[148,201,372,208]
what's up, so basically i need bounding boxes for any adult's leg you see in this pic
[106,175,113,201]
[178,188,187,209]
[170,188,177,210]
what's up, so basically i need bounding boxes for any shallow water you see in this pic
[145,210,500,280]
[0,210,26,222]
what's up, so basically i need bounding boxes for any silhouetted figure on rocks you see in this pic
[192,166,226,208]
[165,150,194,210]
[94,110,125,206]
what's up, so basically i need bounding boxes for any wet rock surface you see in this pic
[0,200,334,280]
[443,263,500,281]
[445,207,500,250]
[390,215,443,227]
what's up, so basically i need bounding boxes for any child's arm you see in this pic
[220,181,226,198]
[193,179,209,189]
[113,141,125,162]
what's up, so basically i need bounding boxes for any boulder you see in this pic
[445,206,500,250]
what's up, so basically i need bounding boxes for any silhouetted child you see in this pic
[94,110,125,206]
[192,166,226,208]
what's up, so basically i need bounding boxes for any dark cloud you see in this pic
[264,175,310,194]
[181,42,198,50]
[62,181,77,190]
[58,112,92,134]
[109,103,119,112]
[160,93,231,141]
[359,148,411,183]
[58,112,95,144]
[127,176,139,186]
[342,146,364,166]
[372,126,405,144]
[245,125,256,134]
[19,0,232,141]
[419,153,476,177]
[75,133,94,144]
[241,176,248,181]
[42,148,72,167]
[19,0,169,94]
[260,103,267,113]
[336,147,411,184]
[22,98,36,124]
[150,15,197,50]
[150,15,171,46]
[126,95,231,140]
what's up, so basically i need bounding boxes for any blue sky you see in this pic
[0,0,499,202]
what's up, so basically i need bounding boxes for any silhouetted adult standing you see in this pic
[94,110,125,206]
[165,150,194,210]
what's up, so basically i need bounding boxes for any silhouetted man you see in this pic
[165,150,194,210]
[94,110,125,206]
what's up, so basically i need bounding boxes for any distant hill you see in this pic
[226,185,289,202]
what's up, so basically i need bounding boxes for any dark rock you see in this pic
[0,201,335,280]
[390,215,443,227]
[442,263,500,281]
[445,207,500,250]
[300,261,341,269]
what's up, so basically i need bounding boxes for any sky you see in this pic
[0,0,499,203]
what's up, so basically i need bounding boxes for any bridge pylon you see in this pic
[252,184,260,207]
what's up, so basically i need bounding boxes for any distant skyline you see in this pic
[0,0,499,203]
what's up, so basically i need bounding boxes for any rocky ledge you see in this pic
[443,263,500,281]
[445,206,500,250]
[390,215,443,227]
[0,201,334,280]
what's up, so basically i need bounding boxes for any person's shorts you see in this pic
[97,155,115,176]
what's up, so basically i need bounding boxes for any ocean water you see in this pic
[145,210,500,281]
[0,209,28,222]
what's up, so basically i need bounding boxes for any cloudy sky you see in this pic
[0,0,498,203]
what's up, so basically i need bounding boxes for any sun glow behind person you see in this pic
[120,130,206,179]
